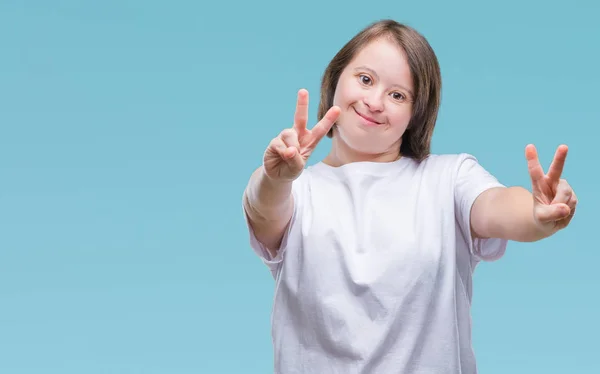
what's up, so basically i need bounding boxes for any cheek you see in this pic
[332,89,341,106]
[333,79,360,105]
[389,106,413,128]
[332,86,345,106]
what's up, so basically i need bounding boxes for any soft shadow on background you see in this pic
[1,1,598,373]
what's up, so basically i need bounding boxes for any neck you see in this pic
[323,130,402,167]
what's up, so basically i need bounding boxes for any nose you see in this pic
[363,91,384,112]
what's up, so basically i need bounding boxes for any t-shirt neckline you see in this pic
[310,156,412,177]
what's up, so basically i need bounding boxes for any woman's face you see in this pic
[332,37,415,157]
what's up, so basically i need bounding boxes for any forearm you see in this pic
[244,166,293,220]
[243,166,295,252]
[242,167,295,252]
[474,186,548,242]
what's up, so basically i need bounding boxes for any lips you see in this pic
[353,108,382,125]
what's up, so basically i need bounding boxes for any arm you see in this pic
[243,166,294,256]
[242,89,340,257]
[471,145,577,243]
[472,186,549,242]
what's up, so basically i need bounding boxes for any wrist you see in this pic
[261,165,299,186]
[244,166,294,220]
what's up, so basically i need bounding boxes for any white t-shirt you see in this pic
[244,153,507,374]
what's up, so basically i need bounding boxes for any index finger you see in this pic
[525,144,545,185]
[293,89,309,132]
[547,144,568,182]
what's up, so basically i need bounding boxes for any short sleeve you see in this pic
[454,154,508,262]
[242,177,304,279]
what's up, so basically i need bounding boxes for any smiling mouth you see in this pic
[354,108,382,126]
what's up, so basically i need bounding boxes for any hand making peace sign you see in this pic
[263,89,341,181]
[526,144,577,234]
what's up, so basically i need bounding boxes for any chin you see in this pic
[336,126,387,153]
[336,121,404,154]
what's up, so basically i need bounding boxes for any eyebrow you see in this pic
[354,65,414,96]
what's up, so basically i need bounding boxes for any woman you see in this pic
[242,19,576,373]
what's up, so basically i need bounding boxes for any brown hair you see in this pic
[317,19,442,161]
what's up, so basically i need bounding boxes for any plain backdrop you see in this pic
[1,0,598,373]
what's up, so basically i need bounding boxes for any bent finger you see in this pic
[280,128,300,150]
[551,179,573,205]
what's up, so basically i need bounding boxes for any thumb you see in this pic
[535,203,571,223]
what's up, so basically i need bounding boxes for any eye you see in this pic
[358,74,372,85]
[390,92,406,101]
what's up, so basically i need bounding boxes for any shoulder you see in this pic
[414,153,502,196]
[414,153,480,177]
[419,153,478,167]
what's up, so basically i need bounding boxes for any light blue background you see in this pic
[1,1,598,373]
